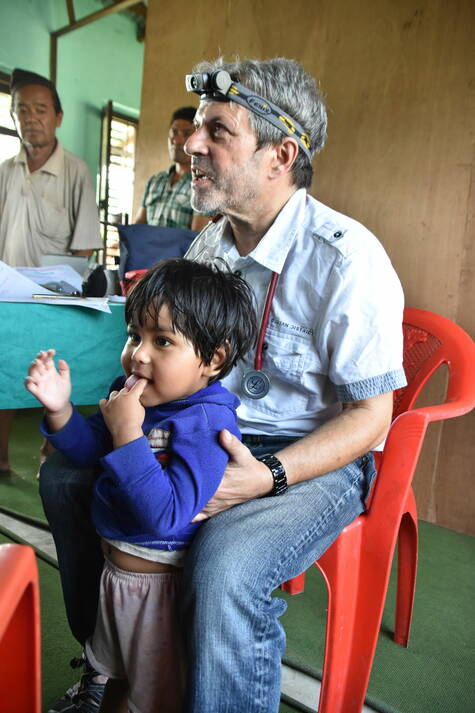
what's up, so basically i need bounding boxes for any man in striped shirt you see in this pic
[134,106,212,231]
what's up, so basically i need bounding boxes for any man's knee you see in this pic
[39,449,95,515]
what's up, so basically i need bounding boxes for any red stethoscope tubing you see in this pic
[254,271,279,371]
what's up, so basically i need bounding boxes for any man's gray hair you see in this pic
[192,57,327,189]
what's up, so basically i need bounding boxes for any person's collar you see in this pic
[235,189,307,273]
[14,140,64,175]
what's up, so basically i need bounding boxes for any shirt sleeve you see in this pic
[40,404,112,467]
[68,163,102,251]
[319,236,407,401]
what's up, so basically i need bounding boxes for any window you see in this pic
[98,101,138,267]
[0,72,20,162]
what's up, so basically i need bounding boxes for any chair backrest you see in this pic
[393,307,475,420]
[368,307,475,522]
[117,224,197,279]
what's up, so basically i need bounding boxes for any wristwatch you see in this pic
[257,453,288,496]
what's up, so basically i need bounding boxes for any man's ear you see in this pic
[203,344,228,378]
[269,137,299,178]
[55,111,64,129]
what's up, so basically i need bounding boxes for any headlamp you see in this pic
[185,69,312,162]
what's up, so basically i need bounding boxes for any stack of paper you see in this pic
[0,260,111,313]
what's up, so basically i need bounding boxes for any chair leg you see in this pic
[0,545,41,713]
[280,571,306,594]
[315,527,394,713]
[394,494,418,646]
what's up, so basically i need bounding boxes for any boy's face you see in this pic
[121,304,220,407]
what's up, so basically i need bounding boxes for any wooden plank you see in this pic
[52,0,140,38]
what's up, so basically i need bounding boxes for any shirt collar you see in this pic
[14,140,64,176]
[218,188,307,274]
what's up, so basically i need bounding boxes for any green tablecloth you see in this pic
[1,302,126,409]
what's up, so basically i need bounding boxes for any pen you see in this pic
[32,294,85,300]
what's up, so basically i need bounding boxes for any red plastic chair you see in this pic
[281,307,475,713]
[0,544,41,713]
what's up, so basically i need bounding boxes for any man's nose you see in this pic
[185,128,206,156]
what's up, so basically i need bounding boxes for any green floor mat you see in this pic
[1,406,98,524]
[279,521,475,713]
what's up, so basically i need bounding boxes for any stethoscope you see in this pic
[241,271,279,399]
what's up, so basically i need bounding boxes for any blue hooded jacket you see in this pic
[42,377,240,550]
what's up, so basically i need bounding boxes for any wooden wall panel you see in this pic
[136,0,475,534]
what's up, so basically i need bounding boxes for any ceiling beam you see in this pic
[65,0,76,24]
[50,0,143,82]
[53,0,142,39]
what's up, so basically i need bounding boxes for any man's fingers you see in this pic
[192,512,209,522]
[219,429,251,464]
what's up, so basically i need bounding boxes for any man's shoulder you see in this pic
[303,194,383,260]
[61,147,90,173]
[0,155,19,175]
[147,169,171,185]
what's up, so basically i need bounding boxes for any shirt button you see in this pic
[234,270,242,276]
[333,230,342,238]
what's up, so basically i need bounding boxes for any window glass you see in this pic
[0,79,20,161]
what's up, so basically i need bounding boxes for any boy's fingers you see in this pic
[130,378,148,394]
[57,359,70,377]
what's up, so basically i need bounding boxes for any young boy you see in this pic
[25,258,257,713]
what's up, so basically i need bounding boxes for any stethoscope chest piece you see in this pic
[241,369,271,400]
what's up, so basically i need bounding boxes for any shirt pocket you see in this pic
[241,328,311,417]
[263,329,309,383]
[36,197,70,241]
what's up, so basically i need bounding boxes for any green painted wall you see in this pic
[0,0,143,186]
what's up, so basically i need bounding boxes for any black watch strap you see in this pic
[257,453,288,496]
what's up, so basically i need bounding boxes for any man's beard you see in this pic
[191,160,258,214]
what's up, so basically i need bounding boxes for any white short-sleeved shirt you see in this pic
[186,189,406,437]
[0,142,102,267]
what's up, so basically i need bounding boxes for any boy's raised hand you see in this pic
[25,349,72,413]
[25,349,73,432]
[99,377,147,448]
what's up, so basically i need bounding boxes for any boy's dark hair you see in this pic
[125,258,258,383]
[170,106,196,124]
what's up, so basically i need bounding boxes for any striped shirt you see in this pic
[141,166,210,228]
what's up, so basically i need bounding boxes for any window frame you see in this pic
[0,72,19,139]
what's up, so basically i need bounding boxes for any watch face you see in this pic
[241,369,270,399]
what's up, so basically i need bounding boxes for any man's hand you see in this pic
[99,378,147,448]
[193,429,274,521]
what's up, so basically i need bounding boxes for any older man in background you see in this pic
[0,68,101,472]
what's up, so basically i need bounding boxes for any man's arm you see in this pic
[72,249,94,258]
[194,391,393,520]
[134,206,148,224]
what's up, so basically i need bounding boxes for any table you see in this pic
[1,302,126,409]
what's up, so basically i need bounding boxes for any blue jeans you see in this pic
[40,437,375,712]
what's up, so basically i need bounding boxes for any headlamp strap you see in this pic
[186,71,312,161]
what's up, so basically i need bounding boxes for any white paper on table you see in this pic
[0,261,110,312]
[15,264,83,292]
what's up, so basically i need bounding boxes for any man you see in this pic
[0,68,102,473]
[41,58,406,713]
[0,68,101,267]
[134,105,211,231]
